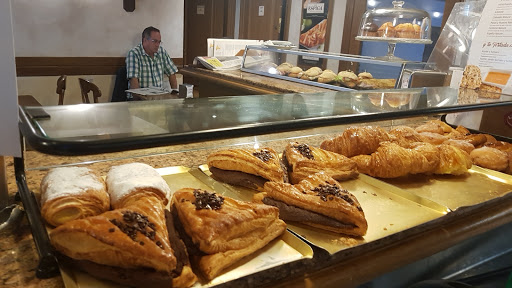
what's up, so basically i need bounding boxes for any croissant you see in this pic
[256,172,367,236]
[50,195,178,288]
[171,188,286,280]
[434,144,473,175]
[388,126,423,147]
[443,139,475,154]
[470,146,509,172]
[283,142,358,184]
[207,147,287,191]
[415,119,454,134]
[40,167,110,227]
[320,126,391,157]
[105,162,171,208]
[352,142,439,178]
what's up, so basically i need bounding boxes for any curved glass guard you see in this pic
[19,87,512,155]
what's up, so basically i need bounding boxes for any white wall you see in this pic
[12,0,184,57]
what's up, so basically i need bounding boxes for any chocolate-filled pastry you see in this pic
[50,195,177,288]
[207,147,288,191]
[40,167,110,227]
[283,142,358,184]
[255,172,367,236]
[172,188,286,280]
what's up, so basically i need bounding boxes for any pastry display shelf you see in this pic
[13,87,512,285]
[240,45,429,91]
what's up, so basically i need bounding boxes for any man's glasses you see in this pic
[148,38,162,44]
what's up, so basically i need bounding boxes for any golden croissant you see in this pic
[352,141,439,178]
[320,126,391,157]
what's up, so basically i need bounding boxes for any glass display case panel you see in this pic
[241,45,436,92]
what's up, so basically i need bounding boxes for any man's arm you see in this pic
[169,74,178,89]
[129,78,140,89]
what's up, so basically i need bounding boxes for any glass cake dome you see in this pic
[356,0,432,43]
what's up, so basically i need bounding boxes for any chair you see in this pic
[111,66,129,102]
[78,78,102,103]
[56,75,66,105]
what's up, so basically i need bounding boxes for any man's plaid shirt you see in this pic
[126,43,178,88]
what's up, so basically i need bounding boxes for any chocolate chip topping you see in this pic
[253,149,274,162]
[293,143,314,159]
[312,182,354,205]
[109,211,162,249]
[193,189,224,210]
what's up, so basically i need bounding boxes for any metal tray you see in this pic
[196,165,447,255]
[383,165,512,210]
[57,166,313,288]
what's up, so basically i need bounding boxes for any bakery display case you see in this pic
[240,45,438,93]
[356,0,432,61]
[13,87,512,287]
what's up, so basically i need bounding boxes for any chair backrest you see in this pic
[111,66,129,102]
[56,75,66,105]
[78,78,102,103]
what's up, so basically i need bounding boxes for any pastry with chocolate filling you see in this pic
[171,188,286,281]
[283,142,358,184]
[207,147,288,191]
[50,195,180,288]
[255,172,367,236]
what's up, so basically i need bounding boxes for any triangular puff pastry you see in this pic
[283,142,358,184]
[50,195,177,288]
[171,188,286,280]
[256,172,367,237]
[207,147,287,191]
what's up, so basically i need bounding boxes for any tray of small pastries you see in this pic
[37,120,512,287]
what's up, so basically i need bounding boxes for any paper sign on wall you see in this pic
[464,0,512,96]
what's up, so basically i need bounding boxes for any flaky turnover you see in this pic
[171,188,286,281]
[320,126,391,157]
[40,167,109,227]
[106,162,171,208]
[256,172,367,236]
[50,195,177,288]
[283,142,358,184]
[207,147,287,191]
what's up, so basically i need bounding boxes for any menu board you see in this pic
[466,0,512,95]
[0,1,21,157]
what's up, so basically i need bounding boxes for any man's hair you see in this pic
[142,26,160,41]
